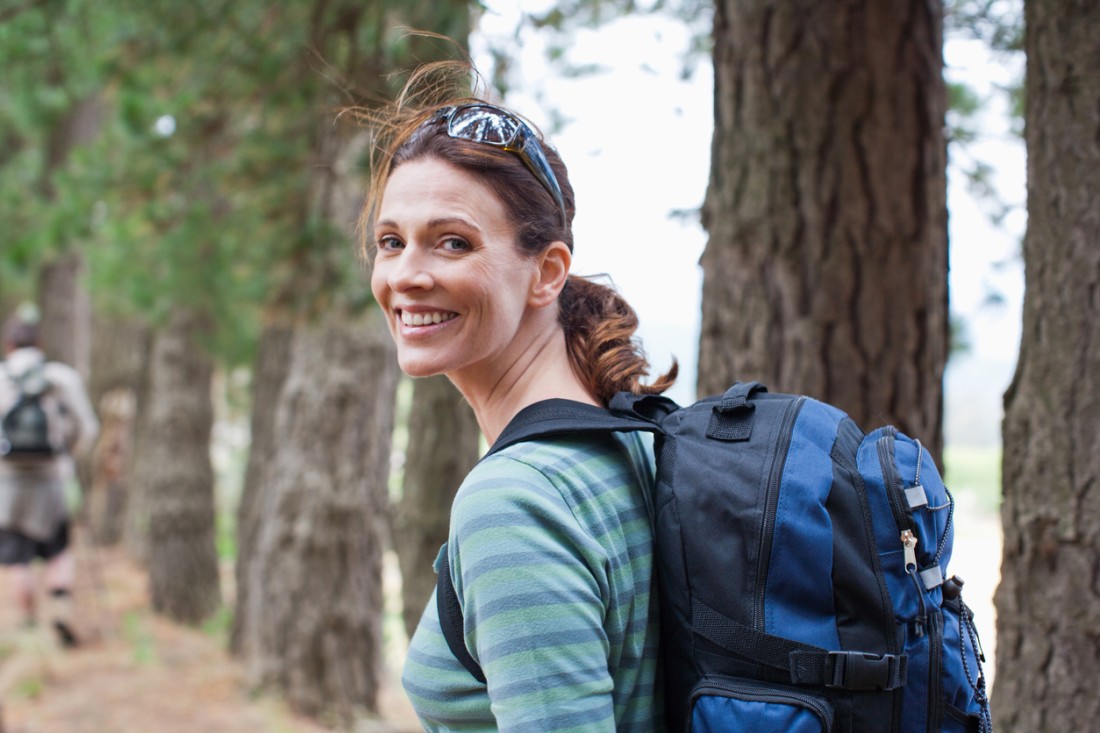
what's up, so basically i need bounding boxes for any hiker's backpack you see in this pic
[436,382,992,732]
[0,360,64,459]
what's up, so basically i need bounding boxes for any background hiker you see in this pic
[0,305,99,647]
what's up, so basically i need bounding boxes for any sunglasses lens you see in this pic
[436,103,567,231]
[448,105,520,146]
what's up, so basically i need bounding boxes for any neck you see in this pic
[448,313,597,444]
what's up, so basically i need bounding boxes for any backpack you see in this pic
[436,381,992,732]
[0,360,64,459]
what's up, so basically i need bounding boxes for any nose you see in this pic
[385,246,435,293]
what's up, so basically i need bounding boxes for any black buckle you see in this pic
[825,651,896,691]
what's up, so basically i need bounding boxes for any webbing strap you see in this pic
[692,598,907,691]
[488,399,658,457]
[706,381,767,441]
[435,545,486,684]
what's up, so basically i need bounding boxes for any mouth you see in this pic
[398,309,458,327]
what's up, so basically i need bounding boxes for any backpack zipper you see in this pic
[927,609,944,733]
[690,677,834,731]
[879,431,931,637]
[876,429,917,536]
[901,529,928,637]
[753,395,806,630]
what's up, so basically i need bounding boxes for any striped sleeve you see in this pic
[449,453,617,733]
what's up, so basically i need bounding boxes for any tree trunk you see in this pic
[236,309,398,721]
[130,307,221,623]
[38,253,95,503]
[698,0,949,458]
[993,1,1100,728]
[86,315,150,546]
[34,92,102,378]
[230,323,294,657]
[395,375,479,639]
[37,252,91,379]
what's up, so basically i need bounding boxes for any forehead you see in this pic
[379,158,509,227]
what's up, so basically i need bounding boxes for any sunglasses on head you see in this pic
[430,103,568,230]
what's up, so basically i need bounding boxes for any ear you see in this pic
[528,241,571,308]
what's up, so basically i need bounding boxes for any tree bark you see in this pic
[34,93,102,378]
[38,253,95,503]
[993,1,1100,728]
[230,323,294,657]
[699,0,949,458]
[37,252,91,380]
[129,307,222,623]
[395,375,479,639]
[86,315,150,546]
[236,309,398,721]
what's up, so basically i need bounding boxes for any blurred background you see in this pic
[0,0,1041,731]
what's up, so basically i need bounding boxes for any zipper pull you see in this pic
[901,530,926,637]
[901,530,918,572]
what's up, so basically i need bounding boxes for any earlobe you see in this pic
[529,241,571,308]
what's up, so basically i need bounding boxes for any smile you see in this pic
[400,310,458,327]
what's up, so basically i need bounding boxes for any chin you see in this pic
[396,354,448,379]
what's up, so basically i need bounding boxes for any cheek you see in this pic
[369,266,388,305]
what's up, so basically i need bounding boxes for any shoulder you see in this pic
[42,361,81,382]
[450,432,654,543]
[41,361,88,395]
[488,430,653,479]
[463,432,651,498]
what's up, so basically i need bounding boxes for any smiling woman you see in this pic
[358,65,676,732]
[372,158,548,389]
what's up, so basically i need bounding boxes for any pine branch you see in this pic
[0,0,50,25]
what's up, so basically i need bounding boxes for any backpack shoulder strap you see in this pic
[435,544,487,684]
[436,395,671,683]
[487,397,662,457]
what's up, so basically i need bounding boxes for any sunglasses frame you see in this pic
[433,104,568,229]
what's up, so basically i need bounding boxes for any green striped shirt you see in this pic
[402,431,662,732]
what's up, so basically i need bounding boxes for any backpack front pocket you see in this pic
[688,676,834,732]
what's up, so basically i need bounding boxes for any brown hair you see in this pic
[357,63,676,404]
[3,308,40,350]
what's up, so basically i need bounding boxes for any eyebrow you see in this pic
[374,216,478,232]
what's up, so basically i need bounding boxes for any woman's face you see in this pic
[371,157,544,381]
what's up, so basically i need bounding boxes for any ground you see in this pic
[0,541,420,733]
[0,506,1001,732]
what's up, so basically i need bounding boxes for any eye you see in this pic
[440,237,471,252]
[377,235,404,252]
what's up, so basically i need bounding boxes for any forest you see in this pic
[0,0,1096,731]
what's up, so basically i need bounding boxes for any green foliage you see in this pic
[949,313,971,357]
[13,675,44,700]
[484,0,712,93]
[946,0,1023,52]
[0,0,112,269]
[0,0,475,369]
[122,610,157,664]
[943,445,1002,513]
[944,0,1024,249]
[201,605,235,640]
[947,81,982,145]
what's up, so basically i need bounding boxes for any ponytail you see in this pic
[557,275,677,406]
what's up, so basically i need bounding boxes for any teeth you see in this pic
[401,311,456,326]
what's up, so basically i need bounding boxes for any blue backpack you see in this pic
[436,382,992,732]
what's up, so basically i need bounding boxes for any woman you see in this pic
[365,80,675,731]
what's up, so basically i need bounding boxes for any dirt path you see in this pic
[0,510,1000,733]
[0,541,420,733]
